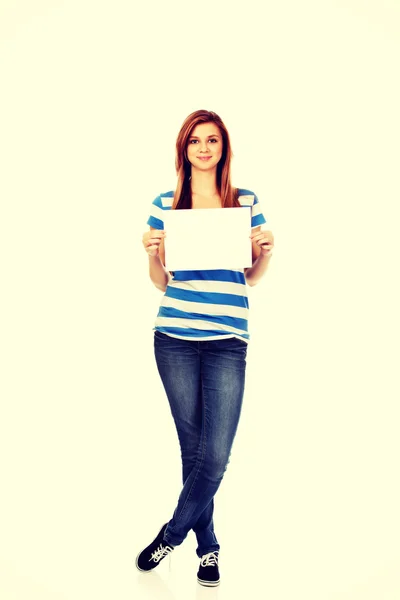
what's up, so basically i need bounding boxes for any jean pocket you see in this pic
[154,330,173,345]
[215,336,248,355]
[228,336,248,347]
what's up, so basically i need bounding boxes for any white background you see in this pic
[1,1,399,599]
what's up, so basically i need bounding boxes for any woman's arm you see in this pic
[142,228,171,292]
[244,226,274,287]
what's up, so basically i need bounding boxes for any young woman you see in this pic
[136,109,274,587]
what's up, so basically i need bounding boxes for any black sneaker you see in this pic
[197,551,220,587]
[135,524,174,572]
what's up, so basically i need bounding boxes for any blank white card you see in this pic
[163,207,252,271]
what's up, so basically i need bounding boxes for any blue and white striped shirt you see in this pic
[147,189,267,343]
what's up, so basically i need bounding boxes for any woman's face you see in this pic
[186,122,223,172]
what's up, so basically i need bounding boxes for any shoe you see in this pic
[135,523,174,572]
[197,551,220,587]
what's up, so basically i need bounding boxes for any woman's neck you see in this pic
[190,169,219,197]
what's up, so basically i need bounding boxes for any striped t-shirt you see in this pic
[147,189,267,343]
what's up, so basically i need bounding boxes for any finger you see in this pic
[255,238,272,247]
[250,230,273,240]
[145,230,165,239]
[260,243,274,250]
[250,233,271,243]
[259,243,274,252]
[149,233,166,242]
[146,245,159,254]
[148,233,165,243]
[146,240,162,249]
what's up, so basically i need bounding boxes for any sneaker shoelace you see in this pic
[150,544,173,564]
[200,551,219,568]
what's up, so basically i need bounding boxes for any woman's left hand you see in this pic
[250,229,274,256]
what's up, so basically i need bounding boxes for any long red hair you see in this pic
[173,110,239,210]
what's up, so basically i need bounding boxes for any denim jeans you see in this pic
[153,330,247,558]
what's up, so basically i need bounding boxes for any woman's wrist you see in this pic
[258,250,273,261]
[148,253,161,263]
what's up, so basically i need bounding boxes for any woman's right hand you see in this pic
[142,229,166,257]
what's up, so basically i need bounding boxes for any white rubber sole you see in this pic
[135,554,150,572]
[197,577,220,587]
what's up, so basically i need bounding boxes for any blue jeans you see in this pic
[154,331,247,558]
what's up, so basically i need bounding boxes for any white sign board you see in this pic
[163,207,252,271]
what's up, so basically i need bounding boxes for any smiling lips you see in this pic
[198,156,212,161]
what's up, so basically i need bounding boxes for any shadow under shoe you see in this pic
[135,523,174,572]
[197,551,220,587]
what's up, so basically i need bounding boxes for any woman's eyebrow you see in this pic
[189,134,220,139]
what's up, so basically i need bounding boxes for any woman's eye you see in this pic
[189,139,198,144]
[209,138,218,143]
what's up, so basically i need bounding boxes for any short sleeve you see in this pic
[238,189,267,228]
[251,192,267,229]
[147,195,164,230]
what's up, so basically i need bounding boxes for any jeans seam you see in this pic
[176,346,207,522]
